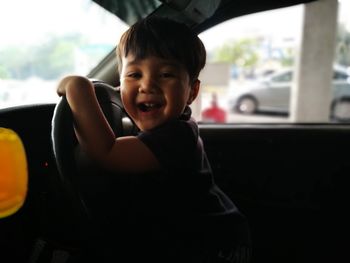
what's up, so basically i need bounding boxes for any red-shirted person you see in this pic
[202,93,227,123]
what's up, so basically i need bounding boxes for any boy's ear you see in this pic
[187,79,200,105]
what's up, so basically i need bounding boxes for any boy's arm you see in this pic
[57,76,160,174]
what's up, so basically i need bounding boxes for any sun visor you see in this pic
[92,0,161,25]
[92,0,317,33]
[162,0,221,23]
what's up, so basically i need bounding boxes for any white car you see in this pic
[228,66,350,117]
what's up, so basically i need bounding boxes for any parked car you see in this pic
[228,66,350,117]
[1,0,350,263]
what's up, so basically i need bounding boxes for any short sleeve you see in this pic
[138,119,199,173]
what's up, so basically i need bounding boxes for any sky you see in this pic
[0,0,128,48]
[199,5,303,50]
[200,0,350,51]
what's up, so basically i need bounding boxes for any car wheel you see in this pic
[331,98,350,121]
[236,96,258,114]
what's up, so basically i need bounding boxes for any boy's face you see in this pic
[120,55,199,131]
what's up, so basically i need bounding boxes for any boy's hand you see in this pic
[57,75,83,97]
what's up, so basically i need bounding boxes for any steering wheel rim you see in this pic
[50,80,137,243]
[52,80,136,181]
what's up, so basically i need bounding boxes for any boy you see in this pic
[57,16,250,262]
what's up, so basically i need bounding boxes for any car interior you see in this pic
[1,0,350,262]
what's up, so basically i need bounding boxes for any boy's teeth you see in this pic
[139,102,160,112]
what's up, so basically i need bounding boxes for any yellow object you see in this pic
[0,128,28,218]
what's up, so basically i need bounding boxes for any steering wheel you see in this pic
[50,80,137,245]
[52,80,136,180]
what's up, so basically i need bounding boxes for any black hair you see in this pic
[116,16,206,83]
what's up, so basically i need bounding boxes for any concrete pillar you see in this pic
[290,0,338,122]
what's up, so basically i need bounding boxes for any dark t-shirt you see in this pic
[138,117,237,216]
[78,111,250,262]
[136,113,250,251]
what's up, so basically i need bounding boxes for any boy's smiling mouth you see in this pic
[137,102,163,113]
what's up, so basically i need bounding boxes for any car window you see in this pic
[271,72,293,83]
[197,2,350,123]
[333,70,349,80]
[0,0,128,109]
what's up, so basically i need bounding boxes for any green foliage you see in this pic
[0,34,86,80]
[0,65,10,79]
[212,38,259,68]
[212,23,350,71]
[280,48,295,67]
[336,23,350,67]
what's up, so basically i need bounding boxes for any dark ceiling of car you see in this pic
[92,0,317,33]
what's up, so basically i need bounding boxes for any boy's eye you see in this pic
[160,72,175,78]
[126,72,141,79]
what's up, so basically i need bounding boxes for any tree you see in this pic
[212,38,259,68]
[0,33,86,80]
[32,36,77,79]
[280,48,295,67]
[0,46,29,79]
[336,23,350,67]
[0,65,10,79]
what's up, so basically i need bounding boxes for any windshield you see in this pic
[0,0,128,109]
[196,1,350,123]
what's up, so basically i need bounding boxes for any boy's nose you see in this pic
[138,77,158,94]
